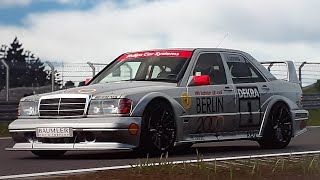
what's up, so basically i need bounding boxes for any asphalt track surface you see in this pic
[1,127,320,177]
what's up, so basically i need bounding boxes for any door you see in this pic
[186,52,237,138]
[224,53,273,132]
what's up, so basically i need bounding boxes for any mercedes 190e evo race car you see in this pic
[7,48,309,157]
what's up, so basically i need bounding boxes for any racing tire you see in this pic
[31,150,66,158]
[258,102,293,149]
[138,99,176,155]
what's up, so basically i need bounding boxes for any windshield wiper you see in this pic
[122,78,176,83]
[145,79,177,83]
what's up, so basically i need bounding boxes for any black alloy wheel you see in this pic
[258,102,293,149]
[140,99,176,154]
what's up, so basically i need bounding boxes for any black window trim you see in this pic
[224,53,269,83]
[188,52,228,86]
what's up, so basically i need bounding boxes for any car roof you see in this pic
[124,48,249,54]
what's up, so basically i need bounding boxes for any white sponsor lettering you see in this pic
[237,87,260,99]
[125,51,180,59]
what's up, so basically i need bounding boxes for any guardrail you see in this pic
[302,94,320,110]
[0,101,18,121]
[0,94,319,122]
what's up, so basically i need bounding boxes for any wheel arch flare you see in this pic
[259,95,307,137]
[130,92,186,142]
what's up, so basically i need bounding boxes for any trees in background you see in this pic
[0,37,60,90]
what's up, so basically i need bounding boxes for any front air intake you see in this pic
[39,94,90,118]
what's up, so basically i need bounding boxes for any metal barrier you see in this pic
[302,94,320,110]
[0,101,18,121]
[0,61,108,101]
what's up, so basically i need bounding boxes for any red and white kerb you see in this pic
[118,50,193,61]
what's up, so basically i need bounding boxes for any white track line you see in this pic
[308,126,320,128]
[0,137,11,140]
[1,150,320,180]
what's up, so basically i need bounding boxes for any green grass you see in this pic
[308,109,320,126]
[52,153,320,180]
[303,86,319,94]
[0,122,10,137]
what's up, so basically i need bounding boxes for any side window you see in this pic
[150,66,171,78]
[193,53,227,85]
[150,66,161,78]
[105,62,140,82]
[225,54,265,84]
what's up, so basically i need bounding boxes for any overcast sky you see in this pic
[0,0,319,64]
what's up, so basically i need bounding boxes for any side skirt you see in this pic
[178,130,261,144]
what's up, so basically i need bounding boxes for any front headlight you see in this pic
[18,101,38,116]
[88,98,133,115]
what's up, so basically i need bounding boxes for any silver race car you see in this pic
[7,48,308,157]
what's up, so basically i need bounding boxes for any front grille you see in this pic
[39,96,88,118]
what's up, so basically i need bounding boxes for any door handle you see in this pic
[262,85,270,90]
[224,87,234,91]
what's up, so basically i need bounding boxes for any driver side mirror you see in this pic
[187,75,211,86]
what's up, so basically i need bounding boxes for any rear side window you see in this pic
[193,53,227,85]
[225,54,265,84]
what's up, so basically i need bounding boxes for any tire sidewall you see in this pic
[259,102,292,149]
[139,99,176,154]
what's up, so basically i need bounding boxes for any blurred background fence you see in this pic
[261,61,320,88]
[0,60,107,101]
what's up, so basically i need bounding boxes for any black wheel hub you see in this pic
[271,105,292,143]
[148,107,175,151]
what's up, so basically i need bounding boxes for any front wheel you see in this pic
[258,102,292,149]
[139,99,176,154]
[31,150,66,158]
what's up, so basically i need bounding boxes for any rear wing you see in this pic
[260,61,300,84]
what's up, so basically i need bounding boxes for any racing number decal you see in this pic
[195,116,225,134]
[237,87,261,127]
[181,92,191,109]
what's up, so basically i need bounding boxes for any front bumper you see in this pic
[6,116,142,151]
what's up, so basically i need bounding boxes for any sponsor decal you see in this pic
[118,50,193,61]
[237,87,260,99]
[190,134,204,141]
[78,89,96,93]
[194,90,223,96]
[246,130,257,138]
[196,97,224,114]
[237,86,261,127]
[181,92,191,109]
[226,55,246,63]
[195,116,224,134]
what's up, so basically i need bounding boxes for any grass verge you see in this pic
[308,109,320,126]
[0,121,10,137]
[52,153,320,180]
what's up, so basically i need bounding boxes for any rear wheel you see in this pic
[31,150,66,158]
[139,99,176,154]
[258,102,292,149]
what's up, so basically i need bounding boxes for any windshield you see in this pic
[91,50,193,84]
